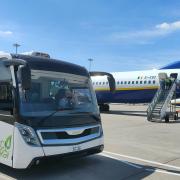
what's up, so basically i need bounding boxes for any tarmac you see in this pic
[1,104,180,179]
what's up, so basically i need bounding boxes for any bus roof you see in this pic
[11,54,89,77]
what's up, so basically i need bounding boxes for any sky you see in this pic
[1,0,180,72]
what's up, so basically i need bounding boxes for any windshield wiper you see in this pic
[38,108,73,126]
[70,111,91,114]
[70,111,101,121]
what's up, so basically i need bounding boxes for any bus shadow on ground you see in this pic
[0,154,180,179]
[0,155,155,180]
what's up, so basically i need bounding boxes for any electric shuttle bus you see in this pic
[0,51,104,169]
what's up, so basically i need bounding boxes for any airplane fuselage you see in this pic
[91,69,180,104]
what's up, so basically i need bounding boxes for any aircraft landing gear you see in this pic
[165,114,169,123]
[99,104,110,112]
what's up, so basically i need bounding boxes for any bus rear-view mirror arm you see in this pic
[2,58,27,67]
[2,58,31,90]
[89,71,116,92]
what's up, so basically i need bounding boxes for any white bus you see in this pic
[0,51,104,169]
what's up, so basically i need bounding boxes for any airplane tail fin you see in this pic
[160,61,180,70]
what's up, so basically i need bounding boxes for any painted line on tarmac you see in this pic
[101,152,180,177]
[100,153,142,169]
[145,168,180,177]
[103,151,180,171]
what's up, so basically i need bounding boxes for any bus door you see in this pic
[0,63,14,167]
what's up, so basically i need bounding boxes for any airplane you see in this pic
[90,61,180,111]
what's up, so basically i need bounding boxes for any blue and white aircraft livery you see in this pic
[91,61,180,111]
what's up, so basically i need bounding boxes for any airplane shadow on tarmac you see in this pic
[103,110,180,123]
[103,110,147,117]
[0,155,155,180]
[0,154,180,180]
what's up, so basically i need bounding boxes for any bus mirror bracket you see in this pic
[2,58,31,90]
[19,65,31,90]
[89,71,116,92]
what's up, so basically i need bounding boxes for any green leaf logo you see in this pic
[4,135,12,150]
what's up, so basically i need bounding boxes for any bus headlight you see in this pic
[15,123,40,146]
[100,124,103,135]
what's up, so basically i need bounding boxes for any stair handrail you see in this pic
[160,80,176,119]
[147,87,162,120]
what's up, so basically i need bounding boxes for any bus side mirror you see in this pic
[19,65,31,90]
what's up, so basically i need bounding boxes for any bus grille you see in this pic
[37,125,101,145]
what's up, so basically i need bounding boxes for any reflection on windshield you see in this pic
[19,71,97,116]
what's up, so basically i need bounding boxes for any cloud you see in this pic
[108,21,180,43]
[156,21,180,31]
[0,30,13,37]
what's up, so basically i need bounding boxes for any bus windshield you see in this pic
[19,70,98,117]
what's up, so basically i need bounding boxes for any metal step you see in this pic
[155,105,163,108]
[152,110,161,113]
[151,118,162,122]
[155,104,164,107]
[152,113,160,117]
[151,115,161,119]
[153,107,161,110]
[156,103,164,105]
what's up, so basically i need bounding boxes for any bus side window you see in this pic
[0,83,13,114]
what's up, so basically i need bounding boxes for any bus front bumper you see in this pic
[13,134,104,169]
[29,144,104,168]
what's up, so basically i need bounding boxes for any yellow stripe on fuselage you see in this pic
[94,86,159,91]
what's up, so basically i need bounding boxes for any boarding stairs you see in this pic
[147,80,177,122]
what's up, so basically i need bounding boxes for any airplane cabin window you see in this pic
[117,81,119,85]
[136,81,138,84]
[148,81,151,84]
[132,81,134,84]
[106,82,108,85]
[124,81,127,84]
[96,82,98,85]
[128,81,130,84]
[140,81,142,84]
[99,82,101,85]
[121,81,123,84]
[153,80,156,84]
[144,81,147,84]
[103,82,105,85]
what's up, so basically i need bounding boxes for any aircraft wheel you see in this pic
[104,104,110,111]
[165,114,169,123]
[99,104,110,112]
[174,114,178,120]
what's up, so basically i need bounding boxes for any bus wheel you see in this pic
[165,114,169,123]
